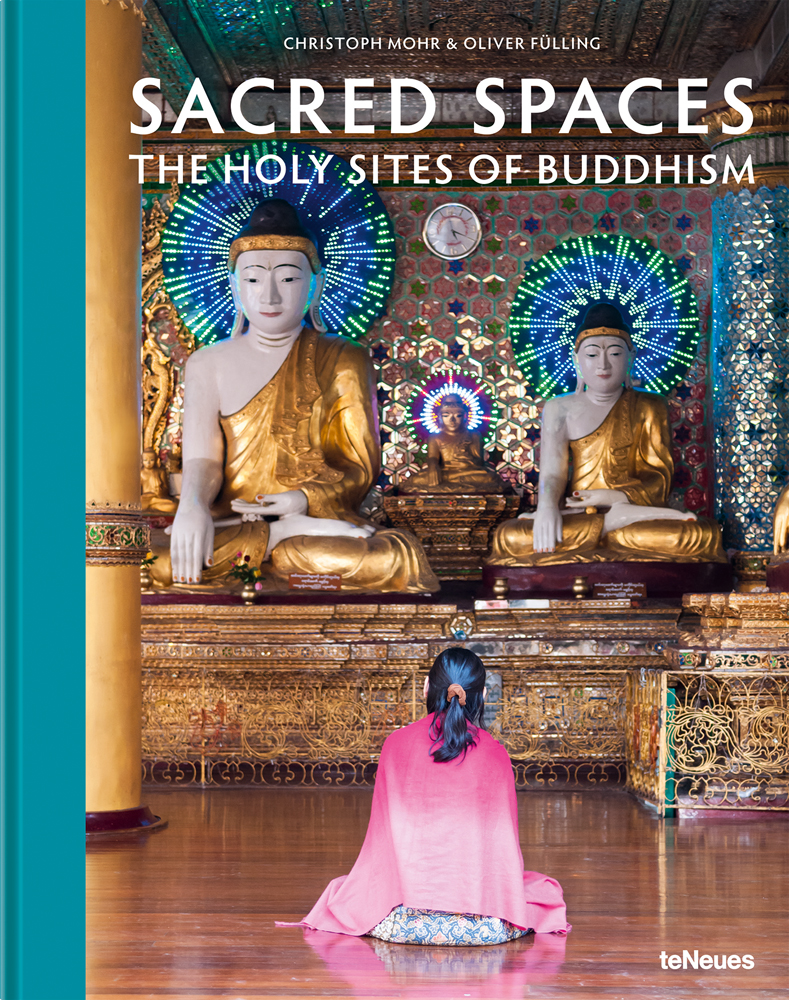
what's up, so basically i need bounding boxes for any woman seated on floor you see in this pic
[279,647,570,945]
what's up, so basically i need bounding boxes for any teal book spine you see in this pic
[1,1,85,997]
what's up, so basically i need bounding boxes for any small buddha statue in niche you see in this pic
[405,394,506,494]
[141,449,178,513]
[486,303,727,566]
[165,447,182,499]
[149,198,437,593]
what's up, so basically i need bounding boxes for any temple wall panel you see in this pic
[712,185,789,549]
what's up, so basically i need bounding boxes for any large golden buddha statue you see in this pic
[405,394,506,494]
[150,199,437,593]
[487,304,726,566]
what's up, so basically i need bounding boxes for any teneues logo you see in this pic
[660,951,755,970]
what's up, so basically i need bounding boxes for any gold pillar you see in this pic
[85,0,160,832]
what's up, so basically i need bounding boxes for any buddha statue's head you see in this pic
[438,394,470,434]
[142,449,157,469]
[572,303,635,394]
[227,199,325,341]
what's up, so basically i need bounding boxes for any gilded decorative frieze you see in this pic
[491,670,625,764]
[668,673,789,811]
[626,667,789,814]
[140,601,679,787]
[698,91,789,147]
[86,504,150,565]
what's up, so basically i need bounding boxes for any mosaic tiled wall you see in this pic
[369,187,714,514]
[143,185,715,516]
[712,185,789,549]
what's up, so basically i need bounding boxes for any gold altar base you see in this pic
[620,591,789,815]
[382,493,520,579]
[626,668,789,816]
[141,598,681,788]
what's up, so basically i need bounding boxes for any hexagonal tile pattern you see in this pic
[341,187,718,503]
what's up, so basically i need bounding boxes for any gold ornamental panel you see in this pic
[492,670,625,764]
[668,673,789,811]
[142,658,428,786]
[624,668,665,807]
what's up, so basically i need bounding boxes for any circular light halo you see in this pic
[160,139,396,345]
[409,371,496,441]
[509,233,701,399]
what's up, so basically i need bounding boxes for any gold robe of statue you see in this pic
[487,389,726,565]
[152,329,438,592]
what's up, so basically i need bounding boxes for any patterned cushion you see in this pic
[368,905,531,946]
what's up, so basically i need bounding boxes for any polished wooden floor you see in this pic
[87,787,788,1000]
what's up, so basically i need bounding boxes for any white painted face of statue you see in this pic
[574,335,633,401]
[230,249,314,350]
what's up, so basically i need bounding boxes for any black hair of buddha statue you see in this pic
[578,302,631,335]
[235,198,314,243]
[426,647,486,763]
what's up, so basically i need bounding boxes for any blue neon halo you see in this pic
[161,140,396,345]
[509,233,700,398]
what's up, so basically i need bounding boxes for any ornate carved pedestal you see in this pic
[625,591,789,816]
[382,493,520,580]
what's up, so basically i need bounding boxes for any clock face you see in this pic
[422,203,482,260]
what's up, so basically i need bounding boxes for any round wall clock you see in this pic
[422,202,482,259]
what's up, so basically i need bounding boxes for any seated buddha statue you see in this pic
[404,394,505,494]
[486,304,726,566]
[150,199,438,593]
[141,448,177,513]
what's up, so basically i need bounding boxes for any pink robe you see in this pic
[285,715,570,936]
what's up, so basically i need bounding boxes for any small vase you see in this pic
[241,581,258,605]
[140,564,155,594]
[572,575,591,600]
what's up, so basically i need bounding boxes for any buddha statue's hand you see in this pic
[603,502,697,534]
[566,489,629,509]
[529,507,564,553]
[231,490,309,520]
[428,466,441,487]
[267,514,375,557]
[168,504,215,584]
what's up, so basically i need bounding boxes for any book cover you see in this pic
[6,1,787,997]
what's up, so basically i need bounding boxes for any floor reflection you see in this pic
[305,928,566,998]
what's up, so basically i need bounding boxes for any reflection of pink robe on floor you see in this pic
[304,929,567,999]
[285,715,570,936]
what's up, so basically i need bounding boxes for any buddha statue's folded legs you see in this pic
[487,511,726,565]
[150,519,438,593]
